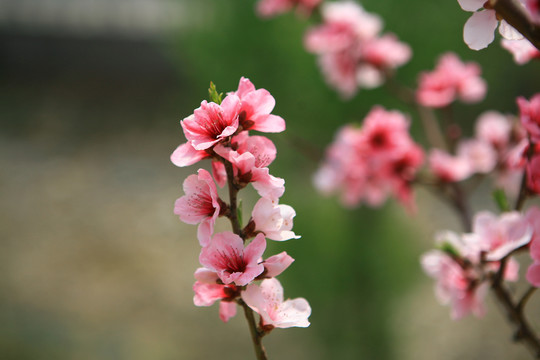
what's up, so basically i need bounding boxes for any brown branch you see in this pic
[490,0,540,51]
[491,258,540,357]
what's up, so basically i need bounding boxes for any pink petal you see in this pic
[457,0,486,11]
[463,10,498,50]
[170,142,210,167]
[498,20,523,40]
[263,252,295,277]
[219,301,237,322]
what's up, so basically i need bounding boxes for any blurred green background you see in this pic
[1,0,539,359]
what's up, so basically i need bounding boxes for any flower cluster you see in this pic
[427,110,527,194]
[302,1,411,98]
[518,93,540,195]
[416,53,487,108]
[171,78,311,330]
[422,208,537,319]
[314,106,424,210]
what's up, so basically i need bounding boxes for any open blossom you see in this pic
[416,53,487,108]
[470,211,532,260]
[232,77,286,133]
[421,250,488,319]
[193,268,240,322]
[174,169,223,246]
[199,232,266,286]
[252,197,300,241]
[517,93,540,142]
[475,111,513,148]
[256,0,322,18]
[501,38,540,65]
[242,278,311,328]
[456,139,498,174]
[457,0,523,50]
[181,94,241,150]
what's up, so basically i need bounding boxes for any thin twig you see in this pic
[224,155,268,360]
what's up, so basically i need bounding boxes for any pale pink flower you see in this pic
[361,34,412,70]
[517,93,540,142]
[416,53,487,108]
[526,206,540,286]
[260,251,295,278]
[174,169,222,246]
[199,232,266,286]
[256,0,322,18]
[471,211,532,260]
[252,197,300,241]
[242,278,311,328]
[233,77,286,133]
[317,50,361,98]
[428,149,473,182]
[181,94,241,150]
[456,139,498,174]
[457,0,523,50]
[193,268,239,322]
[421,250,487,319]
[475,111,512,148]
[501,38,540,65]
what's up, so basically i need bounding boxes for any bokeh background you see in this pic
[1,0,540,359]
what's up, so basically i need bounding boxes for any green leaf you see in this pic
[438,242,460,259]
[492,188,510,212]
[208,82,223,105]
[237,199,243,228]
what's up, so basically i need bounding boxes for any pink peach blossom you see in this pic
[174,169,222,246]
[456,139,498,174]
[471,211,532,261]
[501,38,540,65]
[252,197,300,241]
[199,232,266,286]
[475,111,512,148]
[421,250,487,319]
[416,53,487,108]
[359,106,411,155]
[242,278,311,328]
[361,34,412,69]
[233,77,286,133]
[193,268,239,322]
[518,93,540,142]
[181,94,241,150]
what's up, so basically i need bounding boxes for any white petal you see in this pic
[464,10,498,50]
[457,0,486,11]
[499,20,523,40]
